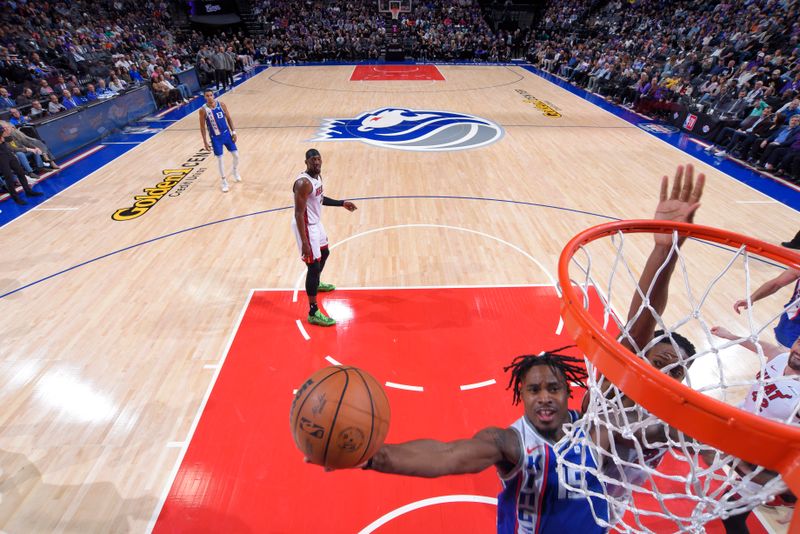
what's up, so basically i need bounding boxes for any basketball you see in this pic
[290,366,390,469]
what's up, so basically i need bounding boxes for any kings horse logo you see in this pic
[311,107,504,151]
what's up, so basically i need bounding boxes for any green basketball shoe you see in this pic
[308,309,336,326]
[317,282,336,292]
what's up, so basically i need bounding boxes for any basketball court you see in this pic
[0,64,797,532]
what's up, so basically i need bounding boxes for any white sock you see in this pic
[216,156,225,179]
[231,151,239,176]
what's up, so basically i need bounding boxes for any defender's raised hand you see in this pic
[654,164,705,246]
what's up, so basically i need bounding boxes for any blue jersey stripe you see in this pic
[497,472,522,533]
[534,448,549,533]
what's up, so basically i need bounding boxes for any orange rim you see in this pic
[558,220,800,508]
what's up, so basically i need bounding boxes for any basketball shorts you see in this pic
[210,132,237,156]
[291,218,328,263]
[774,315,800,348]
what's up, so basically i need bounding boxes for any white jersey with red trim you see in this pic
[295,171,323,225]
[741,353,800,423]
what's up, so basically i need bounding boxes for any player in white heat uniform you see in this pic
[711,326,799,531]
[292,148,357,327]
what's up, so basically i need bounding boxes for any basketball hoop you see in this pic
[389,5,400,20]
[557,220,800,532]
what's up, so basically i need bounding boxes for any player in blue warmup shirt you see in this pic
[199,89,241,193]
[361,349,609,534]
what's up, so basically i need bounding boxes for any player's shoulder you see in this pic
[296,171,318,182]
[293,173,313,188]
[507,415,525,432]
[510,416,547,446]
[769,351,791,368]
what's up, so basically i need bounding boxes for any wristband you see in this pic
[322,197,345,207]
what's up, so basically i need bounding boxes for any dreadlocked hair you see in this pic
[503,346,589,406]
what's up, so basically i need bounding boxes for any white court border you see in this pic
[146,289,255,532]
[358,494,497,534]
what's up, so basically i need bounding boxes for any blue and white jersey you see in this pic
[203,101,231,139]
[497,412,608,534]
[775,279,800,348]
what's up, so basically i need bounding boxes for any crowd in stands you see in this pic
[0,0,258,119]
[0,0,515,134]
[0,0,258,200]
[253,0,522,63]
[524,0,800,182]
[2,0,800,195]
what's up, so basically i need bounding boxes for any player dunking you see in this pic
[353,350,609,533]
[199,89,240,193]
[292,148,357,327]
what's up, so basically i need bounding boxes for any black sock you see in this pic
[309,303,318,316]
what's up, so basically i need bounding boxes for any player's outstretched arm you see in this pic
[622,164,705,353]
[699,449,780,486]
[365,427,520,478]
[734,268,800,314]
[710,326,784,361]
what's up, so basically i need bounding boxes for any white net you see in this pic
[555,228,799,533]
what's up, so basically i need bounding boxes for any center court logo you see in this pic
[312,107,503,151]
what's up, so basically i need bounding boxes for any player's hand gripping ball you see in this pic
[290,366,390,469]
